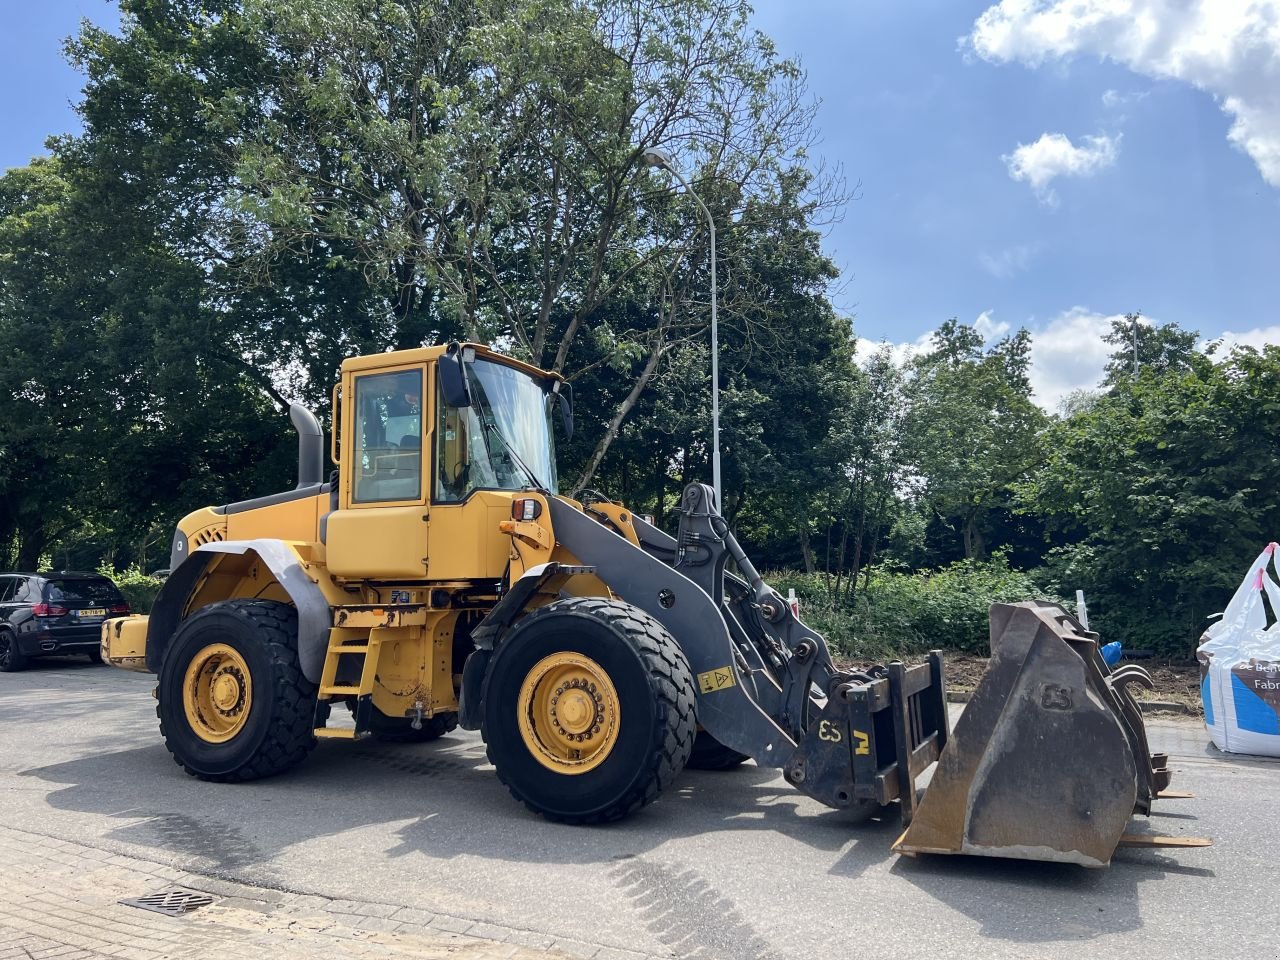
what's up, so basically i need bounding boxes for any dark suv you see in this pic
[0,572,130,672]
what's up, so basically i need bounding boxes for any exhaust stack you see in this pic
[289,404,324,489]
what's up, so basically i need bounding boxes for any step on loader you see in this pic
[100,342,1206,867]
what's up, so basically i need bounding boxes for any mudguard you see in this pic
[146,539,332,682]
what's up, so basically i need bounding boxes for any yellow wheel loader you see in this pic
[102,342,1200,865]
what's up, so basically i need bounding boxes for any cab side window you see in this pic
[351,369,424,503]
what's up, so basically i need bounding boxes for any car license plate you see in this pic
[77,608,107,619]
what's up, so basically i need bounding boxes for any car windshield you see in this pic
[45,579,122,605]
[435,357,558,501]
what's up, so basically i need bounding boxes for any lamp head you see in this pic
[641,147,675,171]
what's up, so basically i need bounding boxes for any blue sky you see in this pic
[0,2,118,169]
[3,1,1278,407]
[749,0,1280,405]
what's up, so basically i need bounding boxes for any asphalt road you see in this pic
[2,659,1274,960]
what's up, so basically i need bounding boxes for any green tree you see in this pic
[824,345,911,596]
[44,0,849,571]
[1102,312,1201,385]
[1022,344,1280,654]
[202,0,837,487]
[563,165,854,547]
[0,160,107,567]
[903,319,1048,560]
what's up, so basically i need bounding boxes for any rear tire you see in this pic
[482,598,696,824]
[686,730,750,771]
[0,631,25,672]
[157,599,317,782]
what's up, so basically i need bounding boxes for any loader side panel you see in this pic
[547,498,796,763]
[146,540,332,682]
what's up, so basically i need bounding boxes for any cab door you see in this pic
[325,363,431,580]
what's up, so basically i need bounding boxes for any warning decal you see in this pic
[697,667,736,694]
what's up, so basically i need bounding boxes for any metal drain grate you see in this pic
[119,889,215,917]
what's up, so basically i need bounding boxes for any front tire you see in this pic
[482,598,696,824]
[86,647,103,664]
[157,599,317,782]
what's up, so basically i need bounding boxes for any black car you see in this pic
[0,572,130,672]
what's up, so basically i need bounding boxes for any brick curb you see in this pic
[0,825,659,960]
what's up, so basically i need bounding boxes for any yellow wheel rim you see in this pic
[517,652,620,774]
[183,643,253,744]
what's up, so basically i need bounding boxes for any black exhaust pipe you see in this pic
[290,404,324,489]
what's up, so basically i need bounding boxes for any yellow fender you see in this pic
[147,539,332,681]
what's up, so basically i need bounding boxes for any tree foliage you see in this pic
[0,1,1268,663]
[902,319,1048,560]
[1021,344,1280,654]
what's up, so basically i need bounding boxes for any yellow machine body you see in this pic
[103,342,1201,866]
[106,343,593,735]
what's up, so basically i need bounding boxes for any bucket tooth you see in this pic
[895,601,1168,867]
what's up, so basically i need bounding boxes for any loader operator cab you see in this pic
[325,343,572,582]
[345,346,565,506]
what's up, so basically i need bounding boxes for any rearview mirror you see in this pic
[439,345,472,408]
[557,382,574,440]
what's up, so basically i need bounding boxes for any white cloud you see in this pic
[1026,307,1126,410]
[1101,87,1149,109]
[972,307,1118,411]
[855,331,934,367]
[974,309,1013,340]
[1211,324,1280,351]
[967,0,1280,187]
[1003,131,1121,204]
[979,242,1040,278]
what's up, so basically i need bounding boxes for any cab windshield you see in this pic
[435,357,559,501]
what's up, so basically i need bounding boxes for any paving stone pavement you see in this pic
[0,826,651,960]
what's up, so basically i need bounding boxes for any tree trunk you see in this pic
[962,510,986,559]
[570,339,665,496]
[836,478,861,601]
[857,488,891,600]
[652,451,666,529]
[798,526,816,574]
[16,524,47,571]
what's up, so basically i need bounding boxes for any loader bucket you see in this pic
[895,601,1169,867]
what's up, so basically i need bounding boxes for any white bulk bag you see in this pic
[1197,543,1280,756]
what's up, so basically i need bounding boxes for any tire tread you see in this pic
[481,598,697,825]
[157,599,317,782]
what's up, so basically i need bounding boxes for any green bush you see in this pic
[98,563,165,614]
[855,555,1059,655]
[767,555,1062,659]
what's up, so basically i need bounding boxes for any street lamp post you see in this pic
[642,146,721,508]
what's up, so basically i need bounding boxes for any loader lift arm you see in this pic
[545,483,949,823]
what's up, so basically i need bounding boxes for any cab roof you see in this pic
[339,342,560,382]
